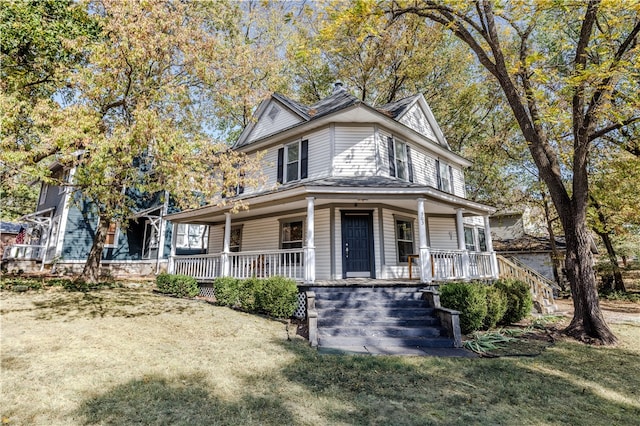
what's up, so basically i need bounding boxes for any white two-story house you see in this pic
[166,83,498,285]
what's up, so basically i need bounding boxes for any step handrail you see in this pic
[496,255,556,313]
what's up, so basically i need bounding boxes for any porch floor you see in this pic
[304,278,427,288]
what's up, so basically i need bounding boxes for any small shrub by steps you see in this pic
[440,279,532,334]
[213,276,298,319]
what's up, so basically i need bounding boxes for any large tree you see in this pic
[2,0,275,282]
[383,0,640,344]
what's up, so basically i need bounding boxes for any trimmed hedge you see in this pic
[439,279,533,334]
[494,278,533,325]
[439,282,487,334]
[156,273,199,298]
[213,276,298,319]
[484,285,508,329]
[257,276,298,318]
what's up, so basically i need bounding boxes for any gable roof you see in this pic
[376,94,421,119]
[234,86,452,151]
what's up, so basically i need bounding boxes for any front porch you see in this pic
[169,247,497,284]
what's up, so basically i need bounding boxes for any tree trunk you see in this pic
[596,230,626,292]
[81,215,110,283]
[542,193,564,290]
[562,219,617,344]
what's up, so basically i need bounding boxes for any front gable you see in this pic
[395,96,451,150]
[234,96,307,149]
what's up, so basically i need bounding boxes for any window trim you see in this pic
[388,137,414,182]
[176,223,208,250]
[229,225,243,253]
[436,159,454,194]
[278,217,305,250]
[464,225,476,252]
[394,216,415,264]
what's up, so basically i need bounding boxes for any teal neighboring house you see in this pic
[2,161,207,277]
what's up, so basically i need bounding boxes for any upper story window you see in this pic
[387,137,414,182]
[176,224,208,249]
[277,140,308,184]
[436,159,453,193]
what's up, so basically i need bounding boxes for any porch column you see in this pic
[455,209,470,280]
[221,212,231,277]
[484,215,499,279]
[417,198,432,283]
[305,197,315,284]
[156,193,169,274]
[169,222,178,273]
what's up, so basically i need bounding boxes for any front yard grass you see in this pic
[1,285,639,425]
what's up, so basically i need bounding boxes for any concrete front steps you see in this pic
[307,286,470,356]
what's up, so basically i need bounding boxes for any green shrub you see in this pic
[212,277,242,307]
[494,279,533,325]
[439,282,488,334]
[238,278,263,312]
[256,276,298,318]
[156,273,199,298]
[0,278,43,291]
[484,285,508,329]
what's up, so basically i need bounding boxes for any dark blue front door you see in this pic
[341,211,375,278]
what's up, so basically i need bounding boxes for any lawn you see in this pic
[1,284,639,425]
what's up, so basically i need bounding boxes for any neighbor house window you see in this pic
[58,169,70,194]
[478,228,487,252]
[229,226,242,252]
[396,219,414,263]
[38,182,48,205]
[277,140,308,184]
[387,137,414,182]
[176,224,208,249]
[436,159,453,193]
[105,222,118,248]
[464,226,476,251]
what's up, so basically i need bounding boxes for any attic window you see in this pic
[268,105,280,122]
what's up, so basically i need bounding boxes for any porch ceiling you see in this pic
[167,177,495,225]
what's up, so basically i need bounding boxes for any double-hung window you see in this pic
[277,140,308,183]
[436,159,453,193]
[387,137,414,182]
[395,219,414,263]
[105,222,119,248]
[176,224,208,250]
[464,226,476,251]
[280,219,303,264]
[478,228,487,252]
[229,226,242,252]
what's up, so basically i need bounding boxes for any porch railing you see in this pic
[171,248,305,282]
[2,244,46,261]
[430,249,495,281]
[173,254,221,280]
[468,252,494,279]
[228,249,304,280]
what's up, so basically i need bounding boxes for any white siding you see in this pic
[248,102,302,143]
[428,217,458,250]
[463,216,484,227]
[399,104,436,141]
[333,125,377,176]
[452,167,466,197]
[308,127,331,179]
[208,225,225,252]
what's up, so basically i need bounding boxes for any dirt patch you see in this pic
[554,297,640,325]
